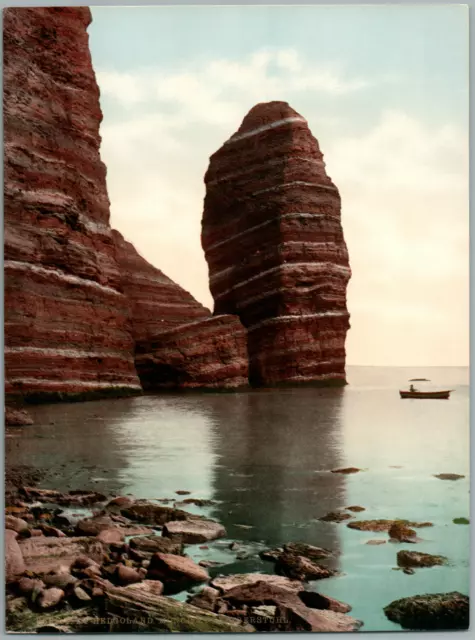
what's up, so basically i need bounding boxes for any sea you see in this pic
[5,366,470,632]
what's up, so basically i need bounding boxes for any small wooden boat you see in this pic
[399,390,453,399]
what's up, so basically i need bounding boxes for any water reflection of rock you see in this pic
[207,388,347,561]
[5,397,139,496]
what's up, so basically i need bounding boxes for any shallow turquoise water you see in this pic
[6,366,470,631]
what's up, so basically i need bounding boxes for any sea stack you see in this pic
[3,8,141,401]
[202,101,351,386]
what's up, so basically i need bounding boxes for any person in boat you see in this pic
[409,384,417,392]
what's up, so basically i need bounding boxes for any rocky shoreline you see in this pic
[4,467,469,633]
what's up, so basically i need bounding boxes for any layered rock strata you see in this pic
[112,230,210,344]
[135,315,249,390]
[202,101,351,386]
[113,231,248,390]
[3,7,141,401]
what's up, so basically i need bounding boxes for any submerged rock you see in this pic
[384,592,469,630]
[388,522,417,542]
[121,502,194,526]
[434,474,465,481]
[397,551,447,569]
[348,519,432,532]
[366,539,386,546]
[346,505,365,512]
[453,517,470,525]
[319,511,353,523]
[331,467,362,474]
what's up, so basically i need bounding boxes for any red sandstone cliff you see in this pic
[113,231,248,390]
[3,7,141,401]
[202,101,351,386]
[112,230,210,343]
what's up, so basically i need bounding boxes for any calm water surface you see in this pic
[6,366,470,631]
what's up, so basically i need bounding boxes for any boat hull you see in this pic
[399,390,452,399]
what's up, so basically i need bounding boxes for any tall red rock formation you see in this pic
[202,101,351,386]
[3,7,141,401]
[113,231,248,390]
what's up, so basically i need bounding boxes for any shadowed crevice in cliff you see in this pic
[202,101,351,387]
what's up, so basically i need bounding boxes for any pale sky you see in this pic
[88,5,469,367]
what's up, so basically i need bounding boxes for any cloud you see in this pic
[95,49,468,366]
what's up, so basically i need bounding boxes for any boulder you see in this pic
[298,590,352,614]
[75,516,117,536]
[5,407,33,426]
[5,515,29,535]
[37,587,65,610]
[125,579,164,596]
[19,536,103,574]
[129,535,183,556]
[283,542,333,562]
[276,601,362,632]
[16,576,45,597]
[106,496,134,509]
[147,552,209,594]
[384,592,469,630]
[276,553,337,581]
[115,564,143,586]
[187,586,221,612]
[43,571,78,590]
[397,551,447,568]
[5,529,25,581]
[211,573,302,594]
[97,528,125,545]
[163,519,226,543]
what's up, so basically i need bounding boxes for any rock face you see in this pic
[3,7,141,402]
[135,315,249,390]
[112,230,210,343]
[202,101,351,386]
[113,230,249,390]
